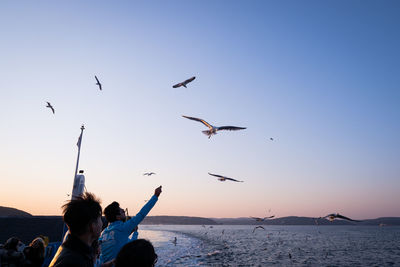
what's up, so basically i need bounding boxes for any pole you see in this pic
[61,124,85,240]
[74,124,85,182]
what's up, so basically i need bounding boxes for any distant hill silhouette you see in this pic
[141,216,217,225]
[212,216,400,225]
[1,207,399,244]
[0,206,32,217]
[0,216,64,244]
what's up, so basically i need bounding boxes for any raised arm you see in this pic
[122,186,162,233]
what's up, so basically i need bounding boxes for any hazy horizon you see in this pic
[1,1,399,219]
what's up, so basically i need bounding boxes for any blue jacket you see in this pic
[99,195,158,263]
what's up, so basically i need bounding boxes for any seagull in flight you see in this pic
[252,226,265,233]
[208,172,243,182]
[182,115,246,138]
[320,213,362,222]
[143,172,156,176]
[250,215,275,222]
[269,137,274,141]
[46,102,55,114]
[173,76,195,88]
[95,75,102,90]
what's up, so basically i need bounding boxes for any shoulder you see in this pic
[49,246,88,267]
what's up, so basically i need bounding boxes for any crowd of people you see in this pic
[1,186,162,267]
[0,236,47,267]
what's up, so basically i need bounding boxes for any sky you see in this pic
[0,1,399,219]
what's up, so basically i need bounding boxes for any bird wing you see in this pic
[46,102,51,106]
[172,82,183,88]
[264,215,275,219]
[182,115,213,129]
[183,76,196,84]
[217,126,246,131]
[336,214,361,222]
[51,107,55,114]
[208,172,224,179]
[225,177,243,182]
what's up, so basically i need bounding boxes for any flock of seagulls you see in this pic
[45,74,362,227]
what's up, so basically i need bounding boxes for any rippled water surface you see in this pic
[138,225,400,266]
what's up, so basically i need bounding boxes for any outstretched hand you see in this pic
[154,186,162,197]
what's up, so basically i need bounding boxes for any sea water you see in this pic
[138,225,400,266]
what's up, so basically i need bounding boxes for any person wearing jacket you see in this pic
[99,186,162,264]
[49,192,103,267]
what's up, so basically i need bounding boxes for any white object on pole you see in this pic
[72,171,85,200]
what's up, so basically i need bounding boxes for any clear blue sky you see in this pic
[0,1,399,219]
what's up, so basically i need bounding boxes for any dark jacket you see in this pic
[0,247,26,267]
[48,234,94,267]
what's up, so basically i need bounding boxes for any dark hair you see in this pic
[62,192,102,235]
[104,201,120,223]
[24,237,46,266]
[4,237,20,251]
[115,239,157,267]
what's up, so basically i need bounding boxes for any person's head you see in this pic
[4,237,24,252]
[104,201,126,223]
[115,239,157,267]
[62,192,103,240]
[29,237,45,257]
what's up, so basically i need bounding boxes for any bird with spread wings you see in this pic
[143,172,156,176]
[46,102,55,114]
[320,213,362,222]
[182,115,246,138]
[95,75,102,90]
[208,173,243,182]
[252,226,265,233]
[250,215,275,222]
[172,76,196,88]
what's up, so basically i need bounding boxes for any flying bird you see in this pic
[252,226,265,233]
[95,75,102,90]
[320,213,362,222]
[46,102,55,114]
[250,215,275,222]
[269,138,274,141]
[172,76,195,88]
[143,172,156,176]
[182,115,246,138]
[208,173,243,182]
